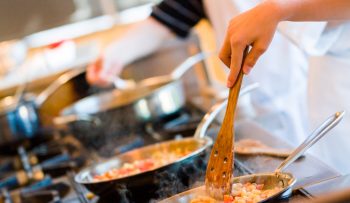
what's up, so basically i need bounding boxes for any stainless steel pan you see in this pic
[58,52,214,123]
[73,99,220,201]
[160,111,345,203]
[53,53,214,149]
[73,84,258,201]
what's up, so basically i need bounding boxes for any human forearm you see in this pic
[220,0,350,88]
[104,17,174,67]
[87,17,174,86]
[270,0,350,22]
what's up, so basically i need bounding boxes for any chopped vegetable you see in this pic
[224,194,234,203]
[93,150,190,181]
[190,196,217,203]
[191,182,282,203]
[228,182,282,203]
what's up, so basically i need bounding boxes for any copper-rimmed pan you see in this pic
[160,111,345,202]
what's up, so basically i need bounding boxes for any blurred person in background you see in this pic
[87,0,350,173]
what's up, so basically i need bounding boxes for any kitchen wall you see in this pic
[0,0,159,93]
[0,0,226,103]
[0,0,159,42]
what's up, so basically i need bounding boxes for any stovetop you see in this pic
[0,132,86,203]
[0,102,294,203]
[0,103,231,203]
[2,100,333,203]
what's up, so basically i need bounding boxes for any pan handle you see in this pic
[52,114,101,126]
[109,52,216,90]
[111,76,136,89]
[109,52,215,89]
[170,52,216,80]
[193,83,259,139]
[275,111,345,173]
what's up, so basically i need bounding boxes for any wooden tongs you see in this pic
[205,47,249,199]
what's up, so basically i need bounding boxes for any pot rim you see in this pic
[61,79,182,116]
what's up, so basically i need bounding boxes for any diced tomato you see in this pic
[256,184,264,190]
[223,195,234,203]
[138,160,155,171]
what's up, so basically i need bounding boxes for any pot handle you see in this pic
[170,52,216,80]
[112,52,217,89]
[275,111,345,173]
[53,114,101,126]
[112,77,136,89]
[35,67,86,107]
[193,83,259,139]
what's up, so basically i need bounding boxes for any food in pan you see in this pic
[190,182,282,203]
[190,196,217,203]
[225,182,282,203]
[93,149,190,181]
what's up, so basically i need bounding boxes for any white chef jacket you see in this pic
[203,0,350,174]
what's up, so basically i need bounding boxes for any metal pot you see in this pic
[160,111,345,203]
[0,67,86,145]
[0,95,39,141]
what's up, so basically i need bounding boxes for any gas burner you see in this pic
[0,102,217,203]
[0,177,70,203]
[0,135,86,199]
[0,129,61,156]
[0,154,84,192]
[0,142,85,177]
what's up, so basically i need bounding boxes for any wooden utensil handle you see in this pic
[222,47,249,127]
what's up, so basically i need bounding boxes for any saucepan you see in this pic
[160,111,345,203]
[0,67,86,145]
[73,84,258,201]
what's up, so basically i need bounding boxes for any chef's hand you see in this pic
[219,1,283,88]
[86,56,123,87]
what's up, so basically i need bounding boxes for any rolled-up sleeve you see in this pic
[151,0,206,38]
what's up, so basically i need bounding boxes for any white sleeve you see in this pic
[277,21,345,56]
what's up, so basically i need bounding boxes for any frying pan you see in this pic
[160,111,345,203]
[57,52,214,123]
[53,52,214,149]
[74,84,258,201]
